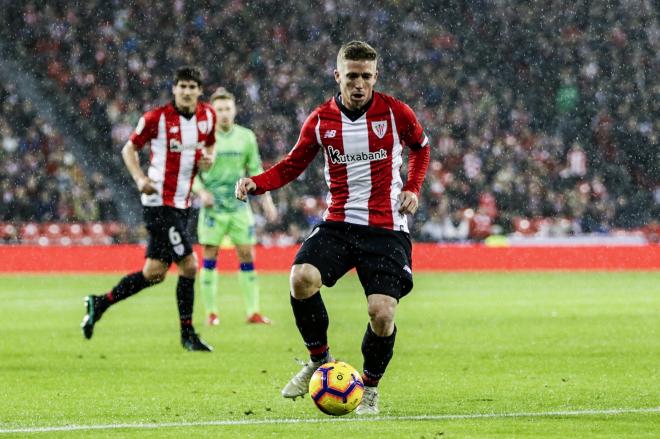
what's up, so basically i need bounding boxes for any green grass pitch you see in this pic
[0,271,658,438]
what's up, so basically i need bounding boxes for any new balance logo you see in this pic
[323,130,337,138]
[169,139,205,152]
[327,146,387,164]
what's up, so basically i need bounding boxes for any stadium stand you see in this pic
[0,82,122,244]
[0,1,657,244]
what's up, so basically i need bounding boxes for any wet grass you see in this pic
[0,271,658,437]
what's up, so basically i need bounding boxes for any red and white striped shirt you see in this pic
[130,102,216,209]
[252,92,430,232]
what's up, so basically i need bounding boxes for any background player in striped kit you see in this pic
[193,87,277,326]
[81,67,215,351]
[236,41,430,414]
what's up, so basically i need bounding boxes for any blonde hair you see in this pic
[209,87,235,103]
[337,41,378,66]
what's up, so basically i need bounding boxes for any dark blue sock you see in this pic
[203,259,217,270]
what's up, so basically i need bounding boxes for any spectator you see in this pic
[1,1,657,242]
[0,84,115,226]
[421,203,471,243]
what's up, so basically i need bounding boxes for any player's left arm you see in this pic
[396,102,430,215]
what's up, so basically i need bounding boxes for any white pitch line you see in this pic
[1,407,659,434]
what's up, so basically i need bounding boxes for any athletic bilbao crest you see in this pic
[197,120,208,133]
[371,121,387,139]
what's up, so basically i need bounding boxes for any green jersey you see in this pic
[194,125,263,213]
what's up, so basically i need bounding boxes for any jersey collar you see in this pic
[334,93,374,121]
[172,100,196,120]
[217,125,235,136]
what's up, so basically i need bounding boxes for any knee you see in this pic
[202,245,219,261]
[178,254,198,278]
[180,266,197,279]
[289,264,322,299]
[367,297,397,336]
[235,246,254,263]
[143,258,170,283]
[143,267,167,284]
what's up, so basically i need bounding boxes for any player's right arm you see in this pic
[122,140,157,195]
[123,110,160,195]
[236,112,320,201]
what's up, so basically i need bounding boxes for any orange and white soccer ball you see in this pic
[308,361,364,416]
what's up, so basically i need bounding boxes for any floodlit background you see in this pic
[0,0,657,246]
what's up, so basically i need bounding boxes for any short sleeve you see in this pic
[129,110,160,150]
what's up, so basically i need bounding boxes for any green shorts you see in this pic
[197,208,256,246]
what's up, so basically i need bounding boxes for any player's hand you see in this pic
[198,151,214,171]
[199,189,214,208]
[235,177,257,202]
[398,191,419,215]
[137,176,157,195]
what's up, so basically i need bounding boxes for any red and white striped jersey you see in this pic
[252,91,429,232]
[129,102,216,209]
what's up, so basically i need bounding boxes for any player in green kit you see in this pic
[194,88,277,325]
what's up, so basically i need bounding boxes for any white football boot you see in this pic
[281,354,334,399]
[355,386,379,415]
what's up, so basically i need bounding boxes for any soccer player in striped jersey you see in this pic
[193,87,277,326]
[81,67,216,351]
[236,41,430,414]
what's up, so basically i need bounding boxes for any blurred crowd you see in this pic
[0,83,118,240]
[2,0,658,244]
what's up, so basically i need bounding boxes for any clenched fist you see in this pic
[137,176,157,195]
[398,191,419,214]
[235,177,257,202]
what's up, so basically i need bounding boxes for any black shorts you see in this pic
[143,206,193,264]
[294,221,413,300]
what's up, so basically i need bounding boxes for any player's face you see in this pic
[172,80,202,113]
[212,98,236,130]
[334,59,378,111]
